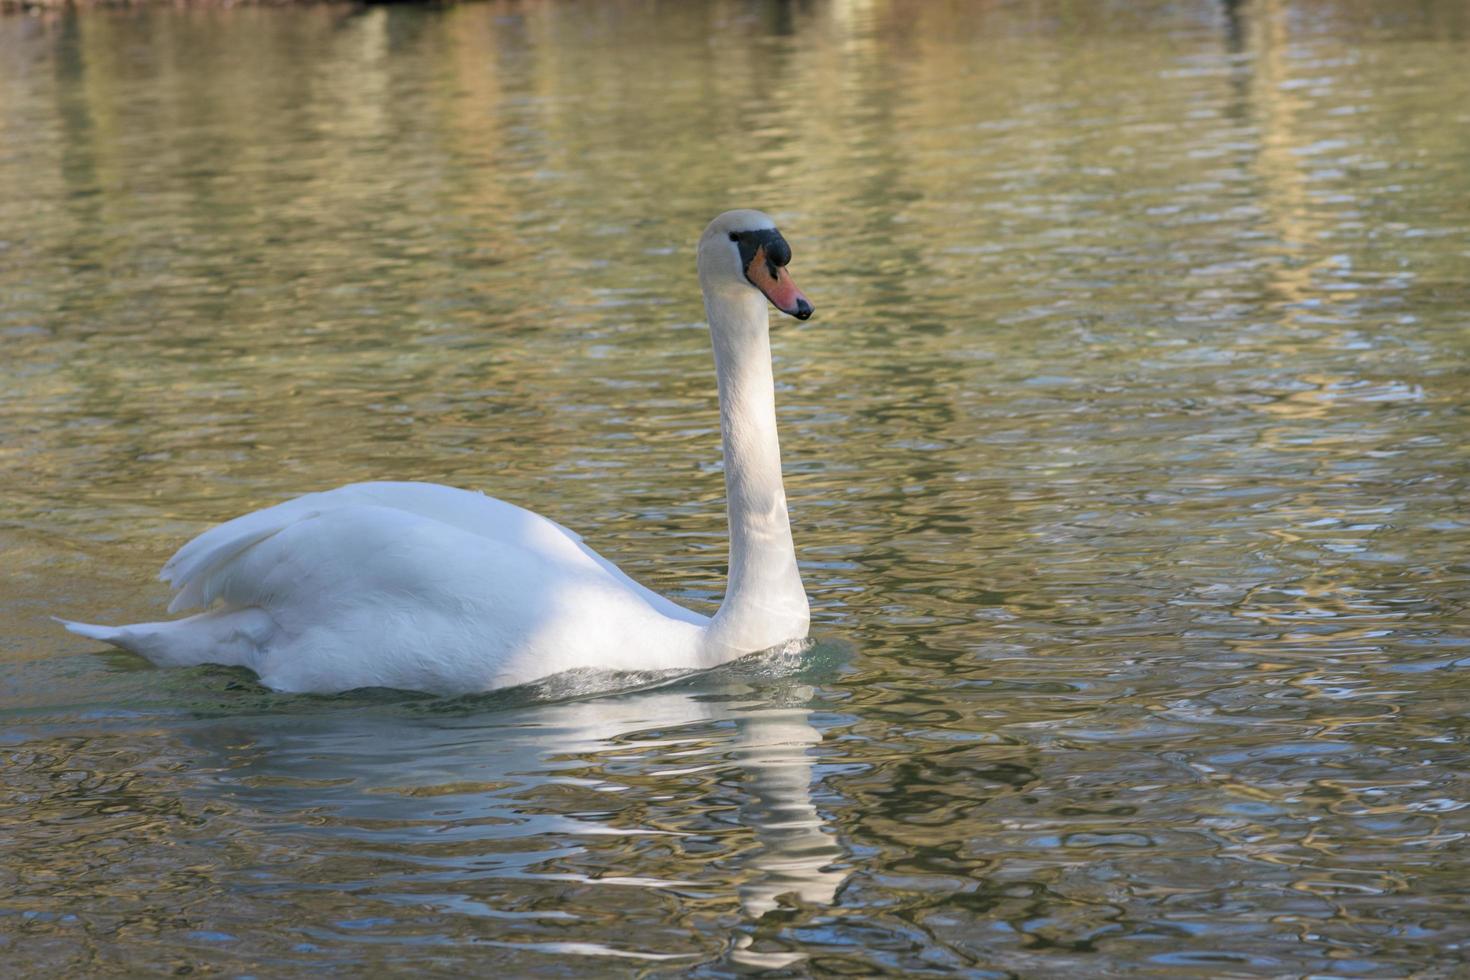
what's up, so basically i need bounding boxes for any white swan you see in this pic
[61,209,816,695]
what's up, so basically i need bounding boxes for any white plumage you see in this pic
[61,210,816,695]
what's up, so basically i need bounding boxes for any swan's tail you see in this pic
[57,618,127,644]
[55,609,276,671]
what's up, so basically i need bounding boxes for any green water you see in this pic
[3,0,1469,974]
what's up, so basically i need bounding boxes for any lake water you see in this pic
[3,0,1469,974]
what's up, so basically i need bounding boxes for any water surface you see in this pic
[3,0,1469,974]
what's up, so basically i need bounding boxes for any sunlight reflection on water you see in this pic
[2,0,1469,974]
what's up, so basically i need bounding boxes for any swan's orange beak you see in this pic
[746,245,814,320]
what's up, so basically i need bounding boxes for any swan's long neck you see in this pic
[701,287,810,659]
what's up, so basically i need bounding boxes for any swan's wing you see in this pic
[191,503,507,620]
[344,482,704,624]
[163,490,334,612]
[162,482,586,613]
[161,481,703,626]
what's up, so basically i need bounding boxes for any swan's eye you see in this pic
[729,232,740,242]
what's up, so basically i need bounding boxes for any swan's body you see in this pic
[62,210,816,695]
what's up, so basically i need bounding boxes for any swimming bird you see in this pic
[60,209,816,695]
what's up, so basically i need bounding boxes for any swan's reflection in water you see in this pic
[180,663,845,958]
[727,702,848,969]
[731,704,846,916]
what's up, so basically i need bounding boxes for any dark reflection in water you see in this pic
[3,0,1470,974]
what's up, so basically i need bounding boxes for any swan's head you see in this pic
[697,209,813,321]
